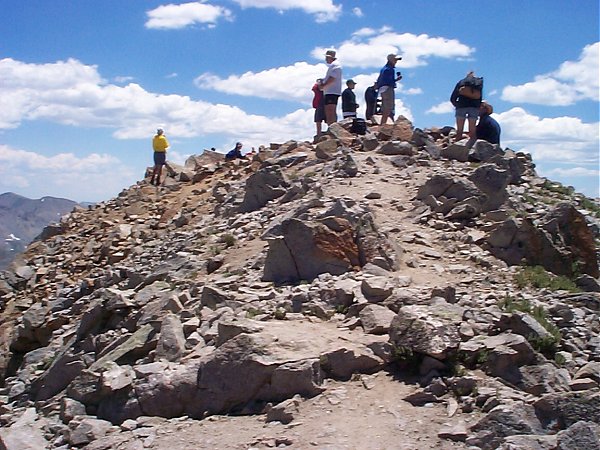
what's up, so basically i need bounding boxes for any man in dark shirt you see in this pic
[476,102,501,145]
[341,79,359,118]
[225,142,245,160]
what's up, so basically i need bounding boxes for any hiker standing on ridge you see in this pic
[151,127,169,186]
[476,101,501,145]
[319,50,342,125]
[376,53,403,125]
[342,79,359,119]
[450,71,483,141]
[364,82,378,121]
[312,78,325,138]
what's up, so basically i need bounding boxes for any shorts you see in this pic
[380,88,394,111]
[314,104,326,122]
[455,107,480,119]
[324,94,340,105]
[154,152,166,166]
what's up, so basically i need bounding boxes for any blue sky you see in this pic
[1,0,598,202]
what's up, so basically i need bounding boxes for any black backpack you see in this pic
[350,118,367,135]
[461,75,483,90]
[459,76,483,99]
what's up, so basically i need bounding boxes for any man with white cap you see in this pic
[376,53,403,125]
[319,50,343,125]
[151,127,169,186]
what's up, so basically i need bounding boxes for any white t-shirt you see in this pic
[323,62,342,96]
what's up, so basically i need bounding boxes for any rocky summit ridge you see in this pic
[0,117,599,449]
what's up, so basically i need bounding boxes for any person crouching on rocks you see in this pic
[151,127,169,186]
[476,101,501,146]
[225,142,245,160]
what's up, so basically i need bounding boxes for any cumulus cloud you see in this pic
[232,0,342,23]
[195,62,325,103]
[0,144,136,202]
[502,42,599,105]
[352,7,363,17]
[497,107,599,164]
[312,28,474,68]
[193,28,470,104]
[0,57,318,145]
[145,1,233,29]
[426,101,454,114]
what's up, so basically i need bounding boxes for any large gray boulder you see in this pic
[486,202,598,277]
[389,300,464,360]
[262,217,359,283]
[459,332,536,384]
[238,166,289,212]
[467,402,544,450]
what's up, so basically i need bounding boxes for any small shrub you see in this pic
[579,197,600,218]
[554,353,567,367]
[541,180,574,196]
[513,266,580,292]
[221,233,236,248]
[334,304,349,315]
[498,295,532,314]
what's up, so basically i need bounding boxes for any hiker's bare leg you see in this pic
[325,104,337,125]
[467,118,477,139]
[456,117,466,139]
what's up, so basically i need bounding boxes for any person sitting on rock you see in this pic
[476,101,501,145]
[225,142,245,160]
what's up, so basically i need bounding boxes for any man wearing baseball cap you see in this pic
[376,53,403,125]
[319,50,343,125]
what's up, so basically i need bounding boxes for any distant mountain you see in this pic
[0,192,80,269]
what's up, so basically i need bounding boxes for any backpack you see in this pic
[459,76,483,100]
[350,118,367,135]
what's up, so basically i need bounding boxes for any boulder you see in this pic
[376,141,415,156]
[389,301,464,360]
[238,166,289,213]
[467,402,544,450]
[359,304,396,335]
[534,391,600,428]
[263,217,359,283]
[155,314,186,362]
[459,333,536,384]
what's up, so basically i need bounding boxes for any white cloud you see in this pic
[0,58,320,145]
[312,28,474,68]
[352,7,363,17]
[192,28,471,105]
[145,1,233,29]
[0,144,136,202]
[502,42,599,105]
[426,101,454,114]
[546,167,599,177]
[231,0,342,23]
[195,62,325,103]
[497,107,599,164]
[114,76,135,83]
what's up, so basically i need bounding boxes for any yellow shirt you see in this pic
[153,135,169,152]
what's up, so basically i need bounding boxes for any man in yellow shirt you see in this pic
[151,127,169,186]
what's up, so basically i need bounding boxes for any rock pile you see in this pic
[0,116,598,449]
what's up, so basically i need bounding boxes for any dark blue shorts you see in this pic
[154,152,166,166]
[314,105,326,122]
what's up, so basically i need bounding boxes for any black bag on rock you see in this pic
[350,118,367,135]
